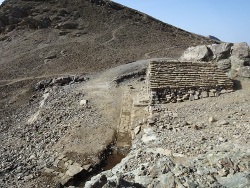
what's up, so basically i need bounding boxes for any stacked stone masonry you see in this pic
[116,89,132,148]
[147,60,234,104]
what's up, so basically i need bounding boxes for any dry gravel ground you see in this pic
[85,79,250,188]
[0,0,247,187]
[158,80,250,157]
[0,58,157,187]
[0,56,250,187]
[0,0,218,124]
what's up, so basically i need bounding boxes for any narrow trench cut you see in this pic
[66,88,133,187]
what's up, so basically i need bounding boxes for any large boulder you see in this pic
[207,35,220,41]
[231,42,249,58]
[239,66,250,78]
[229,56,246,70]
[215,59,231,72]
[207,43,233,61]
[180,45,212,61]
[180,42,250,79]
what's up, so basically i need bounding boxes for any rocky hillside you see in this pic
[0,0,218,80]
[3,0,248,188]
[83,44,250,187]
[0,0,219,143]
[0,0,219,114]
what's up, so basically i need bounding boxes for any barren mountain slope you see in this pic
[0,0,218,135]
[0,0,218,80]
[0,0,224,187]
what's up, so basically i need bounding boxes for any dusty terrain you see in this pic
[85,74,250,188]
[0,0,217,150]
[0,0,249,188]
[1,55,249,187]
[0,56,162,187]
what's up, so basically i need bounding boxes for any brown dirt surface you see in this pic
[0,0,218,79]
[0,0,219,114]
[0,0,222,187]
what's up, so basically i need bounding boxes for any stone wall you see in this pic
[147,60,234,104]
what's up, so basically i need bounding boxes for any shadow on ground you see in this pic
[233,79,242,90]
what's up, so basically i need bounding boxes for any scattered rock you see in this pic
[134,126,141,135]
[207,35,220,41]
[45,52,57,59]
[217,120,229,126]
[180,45,212,61]
[66,164,83,177]
[19,16,51,29]
[208,117,216,123]
[218,137,228,142]
[148,118,155,125]
[155,148,172,157]
[208,43,233,61]
[80,99,88,106]
[35,79,52,90]
[51,76,73,86]
[240,66,250,78]
[56,21,78,29]
[216,59,231,72]
[231,42,249,58]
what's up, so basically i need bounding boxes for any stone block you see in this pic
[80,99,88,106]
[209,92,215,97]
[208,117,216,123]
[66,164,83,177]
[59,174,72,185]
[231,42,249,57]
[189,94,194,101]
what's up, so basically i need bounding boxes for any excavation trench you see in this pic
[65,141,131,187]
[65,91,132,186]
[65,75,134,187]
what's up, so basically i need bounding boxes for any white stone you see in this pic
[155,148,172,156]
[142,135,157,143]
[173,153,186,158]
[66,164,83,177]
[80,99,88,105]
[134,126,141,135]
[217,120,229,126]
[209,117,216,123]
[29,154,36,160]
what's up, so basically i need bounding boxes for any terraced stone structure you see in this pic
[147,60,234,104]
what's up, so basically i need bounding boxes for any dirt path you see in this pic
[102,23,140,51]
[0,73,77,87]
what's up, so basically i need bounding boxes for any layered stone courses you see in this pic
[116,89,132,148]
[147,60,234,104]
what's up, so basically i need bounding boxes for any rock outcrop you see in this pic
[179,45,212,61]
[207,35,220,41]
[0,0,249,187]
[180,42,250,78]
